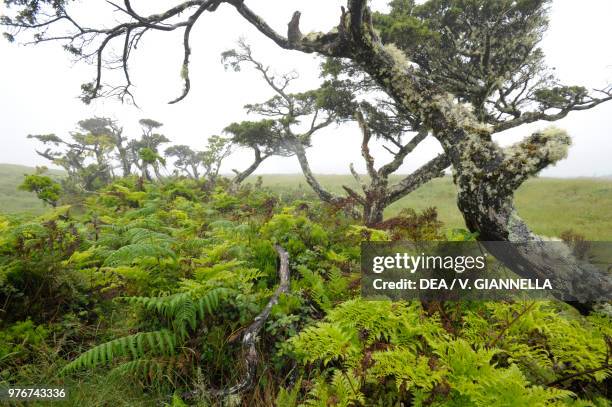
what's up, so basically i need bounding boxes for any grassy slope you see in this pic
[0,164,64,215]
[254,174,612,240]
[1,164,610,239]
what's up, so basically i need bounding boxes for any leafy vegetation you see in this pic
[0,177,610,405]
[0,164,64,214]
[18,168,62,207]
[3,166,611,240]
[2,0,612,405]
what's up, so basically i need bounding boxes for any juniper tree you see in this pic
[137,147,165,182]
[199,135,232,187]
[165,137,232,184]
[77,117,132,177]
[226,42,449,225]
[321,58,452,225]
[223,119,292,185]
[222,41,355,205]
[128,119,170,180]
[28,118,119,190]
[3,0,612,308]
[18,170,62,207]
[164,144,203,180]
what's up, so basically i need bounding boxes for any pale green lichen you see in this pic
[303,32,324,42]
[383,43,412,72]
[503,126,571,177]
[432,94,493,137]
[180,63,189,80]
[537,127,571,162]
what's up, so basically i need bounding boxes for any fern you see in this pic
[124,227,175,245]
[289,323,360,367]
[370,348,445,391]
[110,357,179,383]
[61,330,177,374]
[296,265,331,310]
[123,288,227,339]
[64,288,227,375]
[275,379,302,407]
[103,243,177,266]
[302,370,365,407]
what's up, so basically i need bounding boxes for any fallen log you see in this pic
[214,244,290,395]
[183,244,290,401]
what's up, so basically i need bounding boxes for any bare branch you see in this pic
[355,110,376,180]
[206,245,290,397]
[387,154,450,204]
[494,89,612,132]
[169,3,211,104]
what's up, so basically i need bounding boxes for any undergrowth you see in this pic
[0,177,610,406]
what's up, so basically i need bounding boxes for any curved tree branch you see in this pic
[387,154,450,204]
[290,139,343,205]
[231,146,267,185]
[212,245,290,396]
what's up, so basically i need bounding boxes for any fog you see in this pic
[0,0,610,177]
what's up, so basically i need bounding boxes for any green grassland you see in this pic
[0,164,64,214]
[1,164,611,239]
[252,174,612,240]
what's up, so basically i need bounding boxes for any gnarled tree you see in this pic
[221,41,354,204]
[128,119,170,181]
[165,144,204,180]
[226,41,450,225]
[200,135,232,187]
[223,119,292,185]
[3,0,611,308]
[28,118,120,191]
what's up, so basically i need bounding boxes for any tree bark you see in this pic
[117,148,131,177]
[211,245,290,397]
[362,193,386,225]
[290,139,343,204]
[233,1,612,309]
[232,147,266,186]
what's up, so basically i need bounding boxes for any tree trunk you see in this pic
[118,148,131,177]
[350,17,612,308]
[290,140,342,204]
[362,179,388,226]
[142,165,152,182]
[152,163,162,180]
[362,198,385,226]
[191,165,200,181]
[252,2,612,309]
[232,148,266,186]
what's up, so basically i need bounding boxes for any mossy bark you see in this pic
[241,0,612,308]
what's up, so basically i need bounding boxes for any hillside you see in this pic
[1,164,611,239]
[253,174,612,240]
[0,164,64,214]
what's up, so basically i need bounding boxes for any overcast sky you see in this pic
[0,0,611,177]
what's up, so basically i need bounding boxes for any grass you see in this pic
[1,164,610,239]
[0,164,64,215]
[251,174,612,240]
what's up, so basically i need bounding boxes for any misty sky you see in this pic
[0,0,611,177]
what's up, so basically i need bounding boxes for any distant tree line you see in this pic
[26,116,265,194]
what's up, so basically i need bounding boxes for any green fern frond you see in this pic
[124,227,175,245]
[289,323,359,367]
[61,329,177,374]
[370,348,445,391]
[122,288,227,339]
[110,357,180,383]
[303,370,364,407]
[103,243,176,266]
